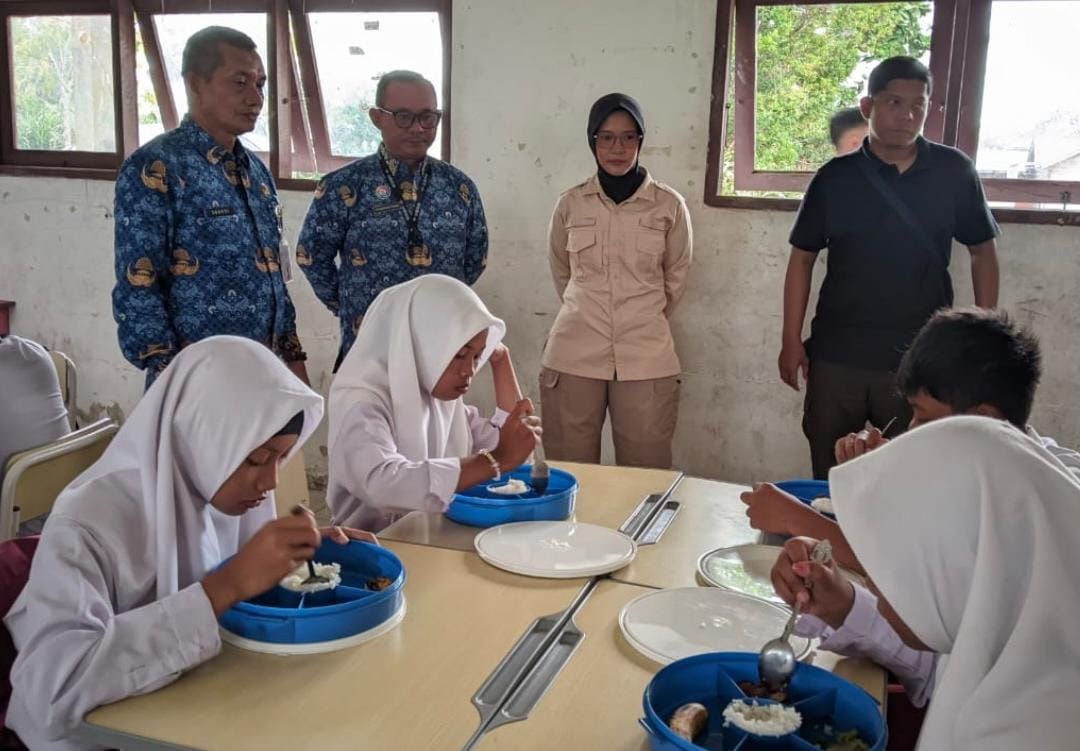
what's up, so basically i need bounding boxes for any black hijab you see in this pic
[587,93,646,204]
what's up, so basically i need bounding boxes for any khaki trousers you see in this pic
[538,367,680,469]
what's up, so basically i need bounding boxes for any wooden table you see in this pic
[80,542,584,751]
[381,462,681,552]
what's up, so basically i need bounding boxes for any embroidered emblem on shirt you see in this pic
[170,248,200,276]
[375,184,392,200]
[459,183,471,204]
[314,181,327,199]
[126,257,157,287]
[339,185,358,208]
[296,243,313,267]
[260,182,271,198]
[406,243,432,267]
[255,246,280,273]
[349,248,367,267]
[206,147,225,165]
[140,161,168,193]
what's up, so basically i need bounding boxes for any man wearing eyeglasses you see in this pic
[297,70,489,366]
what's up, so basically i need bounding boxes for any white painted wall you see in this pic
[2,0,1078,487]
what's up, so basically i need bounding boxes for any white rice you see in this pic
[280,562,342,593]
[489,478,530,495]
[722,699,802,736]
[811,497,835,515]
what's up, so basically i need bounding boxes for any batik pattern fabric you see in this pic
[112,116,305,387]
[297,145,488,356]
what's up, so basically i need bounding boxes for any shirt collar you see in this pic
[378,141,426,178]
[860,135,934,175]
[583,169,656,203]
[181,115,249,167]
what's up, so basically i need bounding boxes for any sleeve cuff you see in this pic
[817,584,879,651]
[162,583,222,672]
[491,408,510,428]
[428,457,463,510]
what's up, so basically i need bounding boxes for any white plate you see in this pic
[618,587,811,665]
[221,598,406,656]
[698,544,867,605]
[473,521,636,578]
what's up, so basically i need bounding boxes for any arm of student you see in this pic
[463,179,489,285]
[489,345,524,413]
[548,198,571,300]
[968,239,1000,308]
[296,178,344,315]
[9,519,221,742]
[778,247,816,390]
[111,154,180,376]
[796,584,938,708]
[662,197,693,317]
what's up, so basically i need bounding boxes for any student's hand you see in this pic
[493,398,542,470]
[489,343,510,365]
[771,537,855,629]
[321,525,379,546]
[778,341,809,391]
[202,508,320,615]
[739,483,805,536]
[834,427,889,464]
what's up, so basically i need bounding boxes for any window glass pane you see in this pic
[975,1,1080,188]
[11,15,115,152]
[307,12,443,160]
[152,13,270,152]
[753,3,932,171]
[135,18,166,145]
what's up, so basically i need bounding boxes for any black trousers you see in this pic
[802,360,912,479]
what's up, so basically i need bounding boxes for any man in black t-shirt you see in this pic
[780,56,1000,479]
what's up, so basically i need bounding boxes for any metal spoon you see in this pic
[289,504,329,588]
[758,539,834,691]
[530,438,550,496]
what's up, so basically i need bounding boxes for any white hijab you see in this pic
[831,416,1080,750]
[329,274,505,460]
[51,336,323,599]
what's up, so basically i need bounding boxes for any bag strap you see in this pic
[855,154,937,262]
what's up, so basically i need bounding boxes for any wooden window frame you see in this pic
[704,0,1080,225]
[0,0,452,190]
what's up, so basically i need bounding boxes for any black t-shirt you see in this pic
[789,137,999,371]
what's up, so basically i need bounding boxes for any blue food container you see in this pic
[775,479,834,520]
[641,652,885,750]
[218,538,405,645]
[445,464,577,528]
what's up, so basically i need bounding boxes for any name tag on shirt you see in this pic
[371,202,404,216]
[205,206,237,218]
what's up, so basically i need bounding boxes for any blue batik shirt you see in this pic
[112,116,305,386]
[297,144,488,356]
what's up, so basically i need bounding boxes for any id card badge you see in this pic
[279,237,294,283]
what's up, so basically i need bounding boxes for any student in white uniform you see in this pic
[328,274,541,531]
[0,335,70,486]
[773,416,1080,750]
[3,336,341,751]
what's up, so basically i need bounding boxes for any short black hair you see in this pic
[868,56,932,97]
[829,107,866,147]
[375,70,435,108]
[182,26,257,80]
[897,307,1042,427]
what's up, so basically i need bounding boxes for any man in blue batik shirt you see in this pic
[112,26,309,388]
[297,70,488,366]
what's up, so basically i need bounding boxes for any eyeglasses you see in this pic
[375,107,442,130]
[593,132,643,149]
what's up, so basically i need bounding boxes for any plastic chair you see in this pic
[0,419,117,539]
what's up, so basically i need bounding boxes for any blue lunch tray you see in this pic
[641,652,886,750]
[774,480,834,520]
[446,464,577,528]
[218,538,406,645]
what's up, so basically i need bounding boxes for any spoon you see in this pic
[758,539,834,691]
[290,504,329,588]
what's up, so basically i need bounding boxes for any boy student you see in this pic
[744,307,1080,572]
[828,106,868,156]
[779,56,1000,480]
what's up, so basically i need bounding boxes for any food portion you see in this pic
[722,699,802,737]
[488,478,530,495]
[737,680,788,703]
[667,702,708,742]
[810,497,835,515]
[366,576,394,591]
[805,724,871,750]
[280,562,342,593]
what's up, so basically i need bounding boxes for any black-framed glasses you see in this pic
[593,132,643,149]
[376,107,443,130]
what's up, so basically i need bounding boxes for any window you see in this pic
[705,0,1080,222]
[0,0,451,187]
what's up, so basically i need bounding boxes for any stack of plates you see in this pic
[473,520,636,578]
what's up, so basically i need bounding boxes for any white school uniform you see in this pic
[4,336,323,751]
[327,275,506,531]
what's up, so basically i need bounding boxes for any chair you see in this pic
[274,450,311,518]
[0,419,117,539]
[48,351,77,430]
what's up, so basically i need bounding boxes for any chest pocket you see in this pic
[565,217,601,280]
[633,215,668,280]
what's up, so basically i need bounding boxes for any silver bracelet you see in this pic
[478,449,501,481]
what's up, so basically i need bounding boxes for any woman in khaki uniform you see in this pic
[540,93,692,469]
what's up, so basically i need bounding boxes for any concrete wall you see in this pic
[2,0,1078,486]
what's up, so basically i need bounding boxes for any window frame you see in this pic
[704,0,1080,225]
[0,0,453,189]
